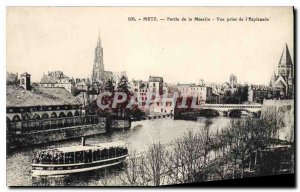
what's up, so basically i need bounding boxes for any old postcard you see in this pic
[6,7,294,186]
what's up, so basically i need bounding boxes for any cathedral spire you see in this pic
[92,30,104,82]
[98,29,101,47]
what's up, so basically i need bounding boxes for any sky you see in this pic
[6,7,294,85]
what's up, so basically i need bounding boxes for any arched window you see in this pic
[59,112,66,118]
[12,115,21,121]
[51,112,57,118]
[67,112,73,117]
[42,113,49,119]
[33,114,41,120]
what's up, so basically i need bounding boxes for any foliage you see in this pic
[223,85,249,104]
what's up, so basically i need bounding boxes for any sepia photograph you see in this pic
[5,6,295,187]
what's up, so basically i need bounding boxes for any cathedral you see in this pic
[91,31,113,84]
[270,44,294,99]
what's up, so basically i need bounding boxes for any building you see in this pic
[248,85,271,103]
[150,97,175,114]
[20,72,31,90]
[75,78,90,92]
[148,76,164,96]
[7,73,84,134]
[130,77,175,114]
[176,83,210,104]
[40,71,74,93]
[131,80,149,105]
[270,44,294,99]
[91,31,114,84]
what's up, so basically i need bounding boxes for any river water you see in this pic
[7,117,231,186]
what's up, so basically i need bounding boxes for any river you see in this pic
[7,117,231,186]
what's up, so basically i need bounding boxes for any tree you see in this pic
[71,87,81,97]
[119,151,141,186]
[241,85,249,102]
[104,78,115,93]
[143,142,169,186]
[117,76,130,94]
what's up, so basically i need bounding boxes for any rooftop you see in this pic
[40,71,72,84]
[149,76,163,82]
[42,141,127,153]
[6,85,81,107]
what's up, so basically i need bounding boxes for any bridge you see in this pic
[200,104,263,117]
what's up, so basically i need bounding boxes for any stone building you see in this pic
[75,78,90,92]
[176,83,212,104]
[270,44,294,99]
[131,80,149,105]
[148,76,164,96]
[130,77,174,114]
[6,73,92,135]
[248,85,271,103]
[40,71,74,93]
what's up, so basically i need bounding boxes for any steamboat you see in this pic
[31,137,128,176]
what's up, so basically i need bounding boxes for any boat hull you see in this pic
[32,154,128,177]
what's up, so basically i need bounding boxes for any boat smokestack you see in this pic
[81,136,86,146]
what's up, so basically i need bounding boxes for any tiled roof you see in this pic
[40,76,71,84]
[6,86,81,107]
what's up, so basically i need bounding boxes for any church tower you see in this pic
[271,44,294,99]
[278,44,293,79]
[230,74,237,87]
[92,31,104,83]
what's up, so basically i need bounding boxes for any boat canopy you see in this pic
[38,141,127,154]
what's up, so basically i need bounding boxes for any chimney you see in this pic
[81,136,86,146]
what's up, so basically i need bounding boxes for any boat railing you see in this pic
[32,147,128,165]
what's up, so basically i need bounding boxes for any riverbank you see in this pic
[7,117,294,186]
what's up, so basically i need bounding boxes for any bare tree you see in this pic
[143,142,169,186]
[118,151,141,186]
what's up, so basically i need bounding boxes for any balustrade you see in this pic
[7,115,102,134]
